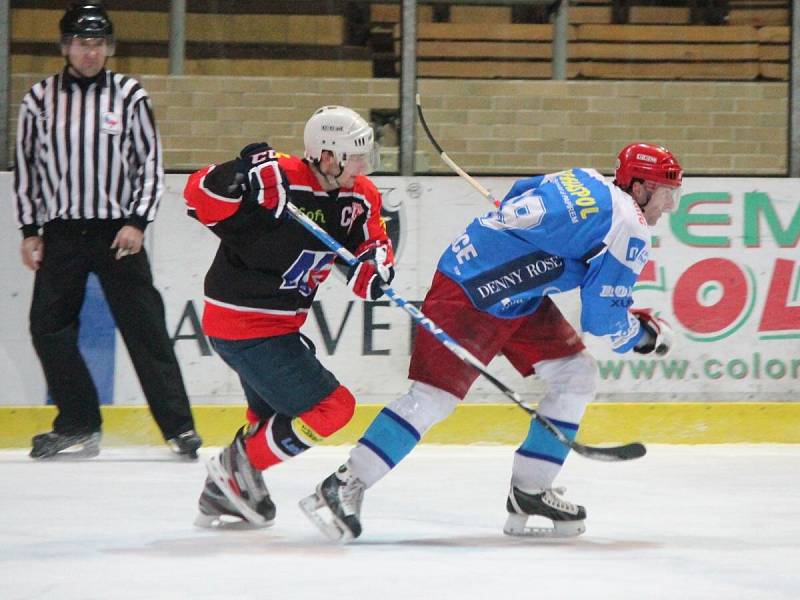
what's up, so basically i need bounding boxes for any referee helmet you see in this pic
[60,3,114,40]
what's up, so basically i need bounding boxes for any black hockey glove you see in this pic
[347,245,395,301]
[631,309,675,357]
[235,142,287,220]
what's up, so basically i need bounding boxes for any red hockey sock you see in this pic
[245,408,260,424]
[244,385,355,470]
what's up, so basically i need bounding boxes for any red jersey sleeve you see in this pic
[350,176,395,266]
[184,164,244,225]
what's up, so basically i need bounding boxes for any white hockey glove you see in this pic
[347,246,395,301]
[631,310,675,357]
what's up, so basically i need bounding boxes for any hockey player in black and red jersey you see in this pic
[183,106,394,528]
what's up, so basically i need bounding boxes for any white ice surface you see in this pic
[1,444,798,600]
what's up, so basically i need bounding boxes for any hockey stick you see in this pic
[416,94,501,208]
[285,201,645,462]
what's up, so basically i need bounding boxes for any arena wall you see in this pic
[1,173,798,446]
[8,76,789,175]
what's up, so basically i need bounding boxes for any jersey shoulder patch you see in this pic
[606,187,651,273]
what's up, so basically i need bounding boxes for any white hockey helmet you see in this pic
[303,105,380,174]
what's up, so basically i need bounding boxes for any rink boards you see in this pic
[1,402,799,447]
[0,173,798,445]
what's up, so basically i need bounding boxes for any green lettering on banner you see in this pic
[627,360,658,379]
[596,355,799,382]
[704,359,723,380]
[597,360,625,380]
[659,360,689,379]
[743,192,800,248]
[765,359,786,379]
[670,192,731,247]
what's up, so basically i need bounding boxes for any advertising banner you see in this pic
[1,174,797,405]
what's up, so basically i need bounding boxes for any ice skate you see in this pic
[203,427,275,527]
[167,429,202,459]
[299,464,365,542]
[504,486,586,538]
[194,476,270,529]
[29,431,101,460]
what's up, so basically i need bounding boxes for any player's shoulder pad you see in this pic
[345,176,383,214]
[276,154,304,173]
[605,185,651,273]
[577,168,607,183]
[505,175,545,200]
[610,184,649,236]
[276,154,318,187]
[352,174,381,199]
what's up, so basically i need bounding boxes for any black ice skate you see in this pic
[504,486,586,538]
[167,429,202,459]
[29,431,101,460]
[299,464,365,542]
[203,427,275,527]
[194,476,271,529]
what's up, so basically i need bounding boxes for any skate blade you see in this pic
[503,513,586,538]
[194,511,271,530]
[171,448,199,461]
[35,443,100,460]
[204,454,269,527]
[167,441,199,460]
[298,493,353,542]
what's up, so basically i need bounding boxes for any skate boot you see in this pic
[504,486,586,538]
[204,427,276,527]
[299,464,366,542]
[194,476,271,529]
[167,429,202,459]
[30,431,101,460]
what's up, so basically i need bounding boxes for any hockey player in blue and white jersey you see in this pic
[301,143,683,541]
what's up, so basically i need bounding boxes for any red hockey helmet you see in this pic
[614,143,682,190]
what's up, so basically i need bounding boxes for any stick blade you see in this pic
[573,441,647,462]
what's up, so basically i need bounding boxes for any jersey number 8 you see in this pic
[481,190,546,231]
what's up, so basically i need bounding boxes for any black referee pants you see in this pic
[29,219,195,439]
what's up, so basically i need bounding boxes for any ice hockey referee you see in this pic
[12,3,201,461]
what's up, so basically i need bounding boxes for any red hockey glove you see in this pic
[236,142,286,219]
[347,246,395,301]
[631,309,675,357]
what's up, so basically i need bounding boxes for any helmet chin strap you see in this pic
[632,179,652,210]
[332,162,348,188]
[311,158,344,190]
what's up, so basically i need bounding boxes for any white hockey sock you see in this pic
[511,352,597,491]
[347,382,458,488]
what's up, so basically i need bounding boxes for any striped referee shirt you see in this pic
[13,68,163,238]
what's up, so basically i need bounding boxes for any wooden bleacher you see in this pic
[612,0,789,25]
[757,25,790,80]
[573,24,761,80]
[726,0,789,26]
[571,1,615,24]
[10,3,372,78]
[390,17,788,81]
[11,1,791,82]
[627,5,692,24]
[399,22,579,79]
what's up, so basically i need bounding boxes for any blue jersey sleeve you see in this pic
[579,248,645,353]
